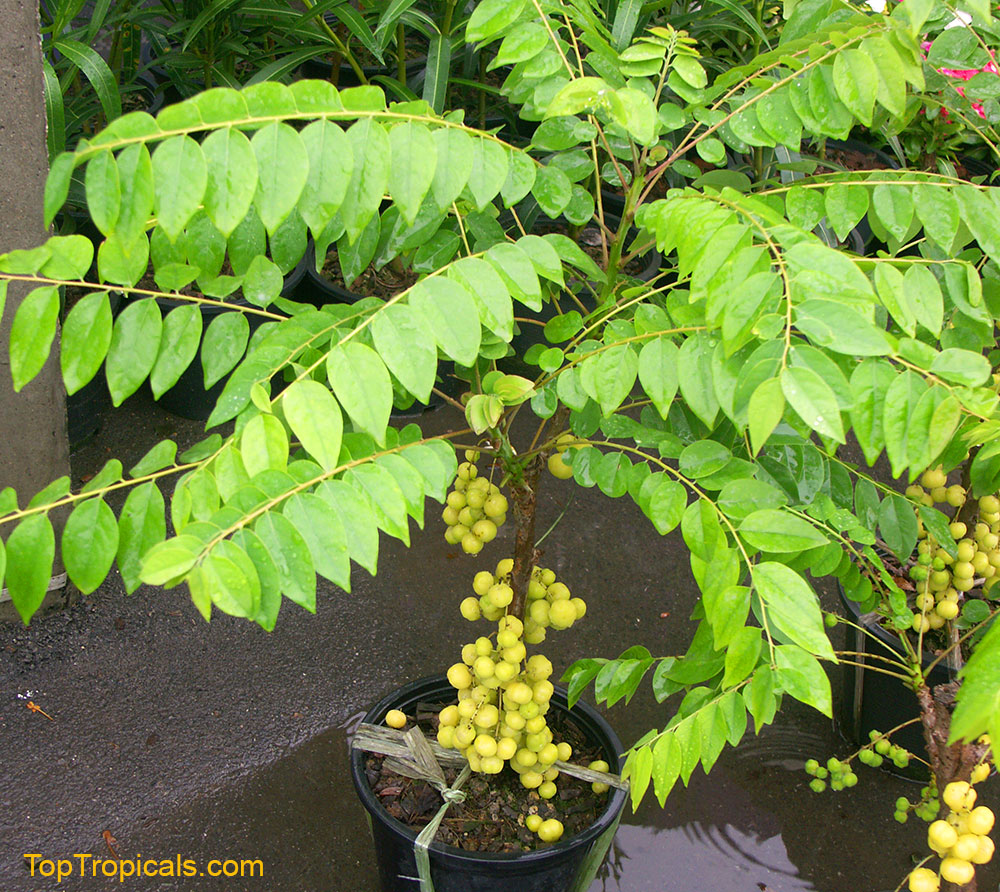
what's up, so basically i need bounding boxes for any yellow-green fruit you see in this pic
[494,661,518,683]
[547,453,574,479]
[916,593,935,612]
[474,734,498,758]
[922,467,947,488]
[972,835,995,864]
[929,820,959,852]
[460,597,482,621]
[557,742,573,761]
[547,582,571,601]
[474,704,500,728]
[936,599,959,620]
[458,698,477,720]
[499,615,524,636]
[589,759,610,773]
[931,486,949,503]
[515,748,538,769]
[524,715,547,734]
[946,485,967,507]
[527,579,548,600]
[481,602,504,621]
[530,600,551,626]
[571,597,588,619]
[448,663,474,689]
[928,612,946,630]
[951,522,968,539]
[954,575,975,592]
[439,705,459,727]
[454,723,476,747]
[912,614,930,633]
[484,493,508,517]
[526,655,553,681]
[533,680,555,703]
[466,750,482,773]
[543,767,559,782]
[954,561,976,580]
[437,725,455,748]
[537,742,559,765]
[906,484,925,500]
[524,622,546,644]
[967,805,995,835]
[442,506,461,525]
[496,558,514,576]
[952,834,982,862]
[940,858,975,886]
[488,583,514,608]
[907,867,940,892]
[473,656,495,679]
[481,755,504,774]
[462,532,484,555]
[507,682,533,705]
[466,488,486,509]
[549,599,578,629]
[981,495,1000,513]
[385,709,406,729]
[447,490,467,510]
[538,781,557,799]
[444,526,462,545]
[473,571,495,595]
[973,551,990,574]
[502,642,527,664]
[457,461,478,480]
[537,819,564,842]
[497,737,518,760]
[971,763,991,784]
[943,781,976,812]
[472,519,498,543]
[525,814,543,832]
[504,711,526,731]
[957,540,977,562]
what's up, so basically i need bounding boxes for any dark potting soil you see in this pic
[362,703,610,854]
[320,254,420,300]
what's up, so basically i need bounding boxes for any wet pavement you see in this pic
[2,389,998,892]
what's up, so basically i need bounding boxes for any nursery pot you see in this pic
[838,584,956,779]
[350,675,627,892]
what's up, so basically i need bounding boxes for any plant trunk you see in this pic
[918,681,991,892]
[509,457,541,623]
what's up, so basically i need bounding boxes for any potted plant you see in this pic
[1,0,999,888]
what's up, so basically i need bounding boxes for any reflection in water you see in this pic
[590,822,815,892]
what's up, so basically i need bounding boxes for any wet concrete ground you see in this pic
[2,390,998,892]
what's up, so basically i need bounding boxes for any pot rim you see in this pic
[350,673,628,866]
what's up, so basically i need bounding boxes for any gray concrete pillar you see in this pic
[0,1,71,619]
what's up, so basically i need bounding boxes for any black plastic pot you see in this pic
[838,585,955,779]
[155,259,307,420]
[351,675,627,892]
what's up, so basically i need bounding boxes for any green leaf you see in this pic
[677,333,719,428]
[316,479,379,575]
[930,348,991,387]
[882,369,924,478]
[388,122,437,226]
[950,619,1000,745]
[150,305,202,399]
[740,508,827,552]
[60,292,112,395]
[775,644,832,717]
[327,342,392,445]
[229,528,281,630]
[409,277,481,366]
[486,243,542,311]
[915,185,960,250]
[627,745,654,811]
[299,120,352,237]
[466,0,528,43]
[44,152,74,228]
[824,184,869,243]
[703,584,750,650]
[753,562,835,660]
[370,303,438,402]
[201,311,249,389]
[9,286,59,392]
[581,345,638,416]
[780,365,844,443]
[115,143,155,243]
[106,299,163,406]
[878,493,919,561]
[748,378,784,455]
[431,128,474,212]
[872,184,914,243]
[5,515,55,624]
[832,49,877,126]
[152,135,207,242]
[903,265,943,335]
[130,440,178,477]
[651,733,681,806]
[723,626,762,688]
[679,441,731,479]
[638,337,678,419]
[466,138,509,210]
[254,511,316,611]
[252,123,309,235]
[284,493,351,591]
[81,459,123,494]
[343,120,391,243]
[85,151,120,236]
[97,231,150,287]
[201,127,258,238]
[282,379,344,471]
[241,414,290,477]
[62,498,119,594]
[794,299,893,357]
[346,463,410,546]
[139,535,203,586]
[117,482,166,594]
[532,164,573,218]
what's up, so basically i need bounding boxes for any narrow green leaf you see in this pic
[740,508,827,552]
[106,299,163,405]
[299,119,352,237]
[241,413,290,477]
[62,498,119,594]
[327,342,393,445]
[780,365,844,442]
[117,482,166,594]
[254,511,316,611]
[152,135,207,242]
[201,127,258,238]
[252,123,310,235]
[201,311,249,389]
[9,286,59,392]
[5,515,55,624]
[284,493,351,591]
[753,562,835,660]
[150,305,202,399]
[388,122,437,225]
[282,379,344,471]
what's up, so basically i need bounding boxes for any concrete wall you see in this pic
[0,1,71,619]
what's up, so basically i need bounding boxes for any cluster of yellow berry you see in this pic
[907,470,1000,633]
[442,451,508,554]
[908,773,995,891]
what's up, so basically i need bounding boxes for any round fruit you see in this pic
[460,597,482,621]
[520,770,544,789]
[496,558,514,576]
[548,599,577,629]
[537,819,564,842]
[557,742,572,761]
[589,759,610,773]
[548,453,573,479]
[525,814,543,832]
[526,654,553,681]
[943,781,976,812]
[538,781,557,799]
[472,519,498,543]
[928,820,959,852]
[484,493,508,517]
[448,663,474,689]
[935,600,959,620]
[547,582,571,601]
[385,709,406,729]
[473,571,495,595]
[907,867,940,892]
[946,485,967,507]
[940,857,975,885]
[971,763,991,784]
[967,805,995,835]
[952,834,981,861]
[922,468,947,489]
[972,835,995,865]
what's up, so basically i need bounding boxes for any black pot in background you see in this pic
[351,675,627,892]
[838,584,954,780]
[155,258,307,421]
